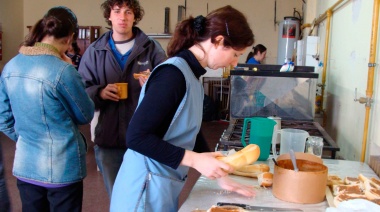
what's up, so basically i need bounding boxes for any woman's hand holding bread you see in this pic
[133,69,151,79]
[180,151,234,180]
[216,144,260,169]
[134,69,151,86]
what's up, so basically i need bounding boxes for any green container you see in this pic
[241,117,276,161]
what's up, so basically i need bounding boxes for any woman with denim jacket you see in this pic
[0,6,94,211]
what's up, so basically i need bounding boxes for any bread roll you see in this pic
[365,188,380,200]
[236,163,270,173]
[232,164,270,178]
[370,177,380,190]
[329,174,380,207]
[333,192,367,207]
[217,144,260,170]
[327,175,344,187]
[361,177,380,200]
[371,199,380,205]
[257,172,273,187]
[133,71,150,80]
[207,205,244,212]
[344,176,360,185]
[332,184,362,196]
[359,173,369,183]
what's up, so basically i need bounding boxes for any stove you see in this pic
[217,118,340,159]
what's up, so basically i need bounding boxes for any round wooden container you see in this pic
[273,158,328,204]
[277,152,323,164]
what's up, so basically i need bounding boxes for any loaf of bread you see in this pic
[258,172,273,187]
[216,144,260,170]
[133,71,151,80]
[327,175,345,187]
[232,164,269,178]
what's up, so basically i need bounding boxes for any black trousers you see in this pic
[17,179,83,212]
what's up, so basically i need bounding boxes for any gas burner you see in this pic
[230,134,246,140]
[281,120,317,129]
[307,129,323,136]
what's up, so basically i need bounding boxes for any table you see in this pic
[179,158,379,212]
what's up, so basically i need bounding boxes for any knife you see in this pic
[217,202,303,211]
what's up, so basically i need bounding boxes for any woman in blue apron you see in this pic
[111,5,255,212]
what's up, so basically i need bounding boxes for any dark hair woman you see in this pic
[246,44,267,64]
[66,41,82,69]
[111,5,255,211]
[0,6,94,211]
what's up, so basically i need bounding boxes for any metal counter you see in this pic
[179,159,379,212]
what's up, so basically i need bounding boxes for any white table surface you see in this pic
[179,158,379,212]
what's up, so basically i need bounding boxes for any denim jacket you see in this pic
[0,44,94,184]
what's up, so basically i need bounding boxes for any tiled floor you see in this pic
[1,120,228,211]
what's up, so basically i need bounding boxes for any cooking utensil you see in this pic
[289,149,299,172]
[272,157,279,166]
[217,202,303,211]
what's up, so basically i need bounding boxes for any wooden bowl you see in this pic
[273,159,328,204]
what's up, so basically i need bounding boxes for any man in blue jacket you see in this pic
[78,0,166,197]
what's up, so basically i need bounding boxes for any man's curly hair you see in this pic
[101,0,144,26]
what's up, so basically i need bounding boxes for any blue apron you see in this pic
[111,57,204,212]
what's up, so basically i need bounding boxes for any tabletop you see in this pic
[179,158,379,212]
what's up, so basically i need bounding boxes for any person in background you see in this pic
[0,141,10,212]
[66,41,82,69]
[111,5,255,211]
[0,6,94,212]
[78,0,166,198]
[245,44,267,64]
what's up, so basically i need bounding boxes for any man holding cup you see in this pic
[78,0,166,197]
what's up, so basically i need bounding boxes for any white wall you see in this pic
[0,0,23,70]
[311,0,379,162]
[2,0,303,67]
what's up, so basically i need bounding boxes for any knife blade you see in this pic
[217,202,303,211]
